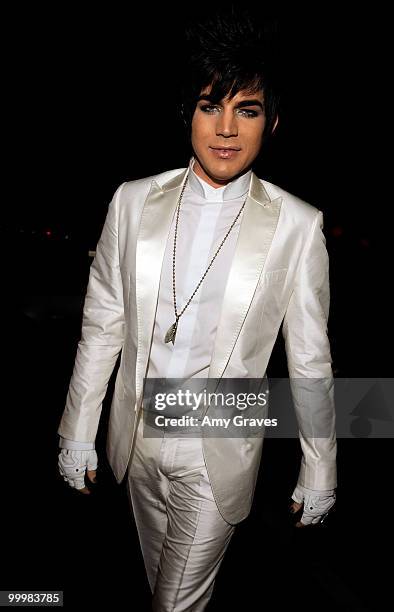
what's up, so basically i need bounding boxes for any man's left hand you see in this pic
[290,484,336,527]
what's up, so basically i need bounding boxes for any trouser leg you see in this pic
[127,418,235,611]
[126,418,169,593]
[151,456,235,612]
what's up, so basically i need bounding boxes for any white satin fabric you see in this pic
[57,159,337,524]
[58,157,249,448]
[127,415,235,611]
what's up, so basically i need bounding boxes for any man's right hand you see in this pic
[58,449,98,495]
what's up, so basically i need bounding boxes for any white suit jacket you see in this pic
[58,165,337,525]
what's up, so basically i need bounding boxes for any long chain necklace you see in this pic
[164,176,247,344]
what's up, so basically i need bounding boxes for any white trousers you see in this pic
[126,413,236,612]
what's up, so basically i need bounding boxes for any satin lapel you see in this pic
[135,168,188,400]
[208,173,282,379]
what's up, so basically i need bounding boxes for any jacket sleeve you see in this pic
[282,210,337,490]
[57,182,127,443]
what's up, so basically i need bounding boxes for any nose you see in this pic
[215,109,238,138]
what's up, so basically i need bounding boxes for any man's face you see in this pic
[191,85,268,188]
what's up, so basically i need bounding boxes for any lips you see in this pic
[210,146,241,151]
[210,147,241,159]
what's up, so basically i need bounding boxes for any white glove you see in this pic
[291,484,336,526]
[58,449,98,490]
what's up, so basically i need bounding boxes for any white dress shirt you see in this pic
[146,156,251,380]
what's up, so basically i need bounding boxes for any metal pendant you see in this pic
[165,320,178,344]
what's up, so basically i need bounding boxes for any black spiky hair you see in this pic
[179,7,281,139]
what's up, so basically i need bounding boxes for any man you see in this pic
[58,9,337,611]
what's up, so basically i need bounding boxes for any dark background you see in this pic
[2,6,391,611]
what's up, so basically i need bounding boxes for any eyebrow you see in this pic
[197,94,264,111]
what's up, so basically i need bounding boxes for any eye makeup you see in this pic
[199,104,261,118]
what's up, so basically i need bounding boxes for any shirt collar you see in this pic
[187,156,252,202]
